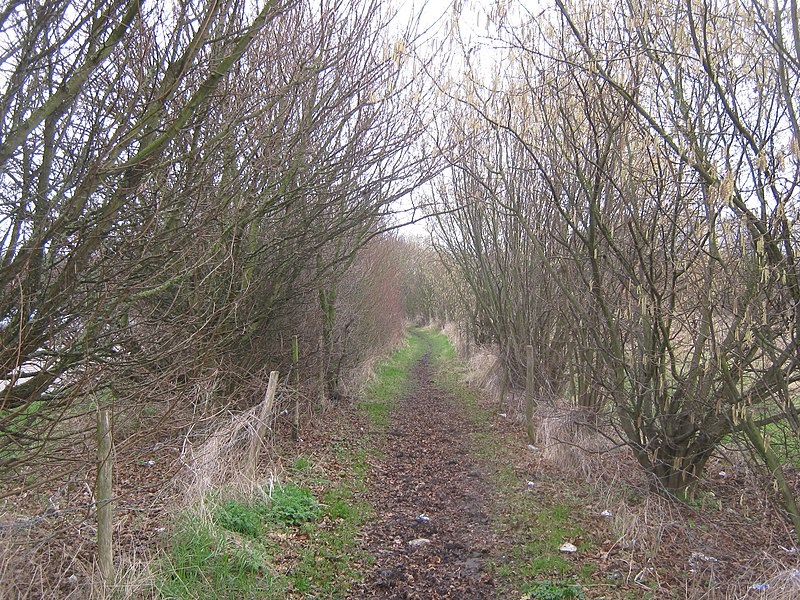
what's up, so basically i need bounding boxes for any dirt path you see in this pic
[352,355,497,599]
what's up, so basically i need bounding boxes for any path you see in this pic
[352,355,497,599]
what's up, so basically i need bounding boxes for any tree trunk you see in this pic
[247,371,279,481]
[292,336,300,442]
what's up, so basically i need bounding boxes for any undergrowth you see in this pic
[156,466,367,598]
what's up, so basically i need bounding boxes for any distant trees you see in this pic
[431,0,800,519]
[0,0,430,476]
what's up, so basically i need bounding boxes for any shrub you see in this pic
[262,483,320,525]
[523,580,585,600]
[215,501,264,538]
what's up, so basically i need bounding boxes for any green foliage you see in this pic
[323,485,359,521]
[158,514,276,599]
[277,445,373,596]
[291,455,312,473]
[262,483,320,525]
[523,580,585,599]
[215,501,264,538]
[158,466,370,598]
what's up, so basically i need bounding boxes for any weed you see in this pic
[523,580,585,599]
[291,455,312,472]
[158,513,275,598]
[215,500,264,538]
[158,472,367,598]
[262,483,320,525]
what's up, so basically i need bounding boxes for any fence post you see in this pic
[526,344,536,445]
[292,336,300,441]
[96,408,114,581]
[248,371,279,480]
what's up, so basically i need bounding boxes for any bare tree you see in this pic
[430,0,800,522]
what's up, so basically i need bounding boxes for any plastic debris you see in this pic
[499,413,507,418]
[600,510,613,518]
[408,538,431,547]
[751,582,770,591]
[559,542,578,553]
[145,460,156,467]
[415,514,431,523]
[718,471,727,477]
[527,444,540,452]
[526,481,536,488]
[689,552,718,565]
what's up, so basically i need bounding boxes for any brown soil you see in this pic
[351,355,496,599]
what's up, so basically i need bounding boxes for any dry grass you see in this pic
[463,346,503,391]
[535,402,613,476]
[0,371,289,599]
[755,568,800,599]
[339,353,383,398]
[338,324,421,399]
[530,403,800,599]
[531,402,683,587]
[179,391,283,506]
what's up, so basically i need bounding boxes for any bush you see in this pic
[215,501,264,538]
[262,483,320,525]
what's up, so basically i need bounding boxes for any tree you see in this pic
[431,0,800,515]
[0,0,433,479]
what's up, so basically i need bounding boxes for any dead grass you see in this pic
[0,519,94,599]
[463,346,504,391]
[179,403,279,506]
[755,568,800,599]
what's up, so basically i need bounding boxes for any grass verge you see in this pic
[155,447,371,599]
[358,327,432,430]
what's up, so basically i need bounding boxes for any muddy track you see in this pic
[352,355,496,599]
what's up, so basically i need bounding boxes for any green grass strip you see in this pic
[358,327,435,430]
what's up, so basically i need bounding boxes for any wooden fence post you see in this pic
[292,336,300,441]
[318,333,326,410]
[248,371,279,480]
[526,344,536,445]
[96,408,114,581]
